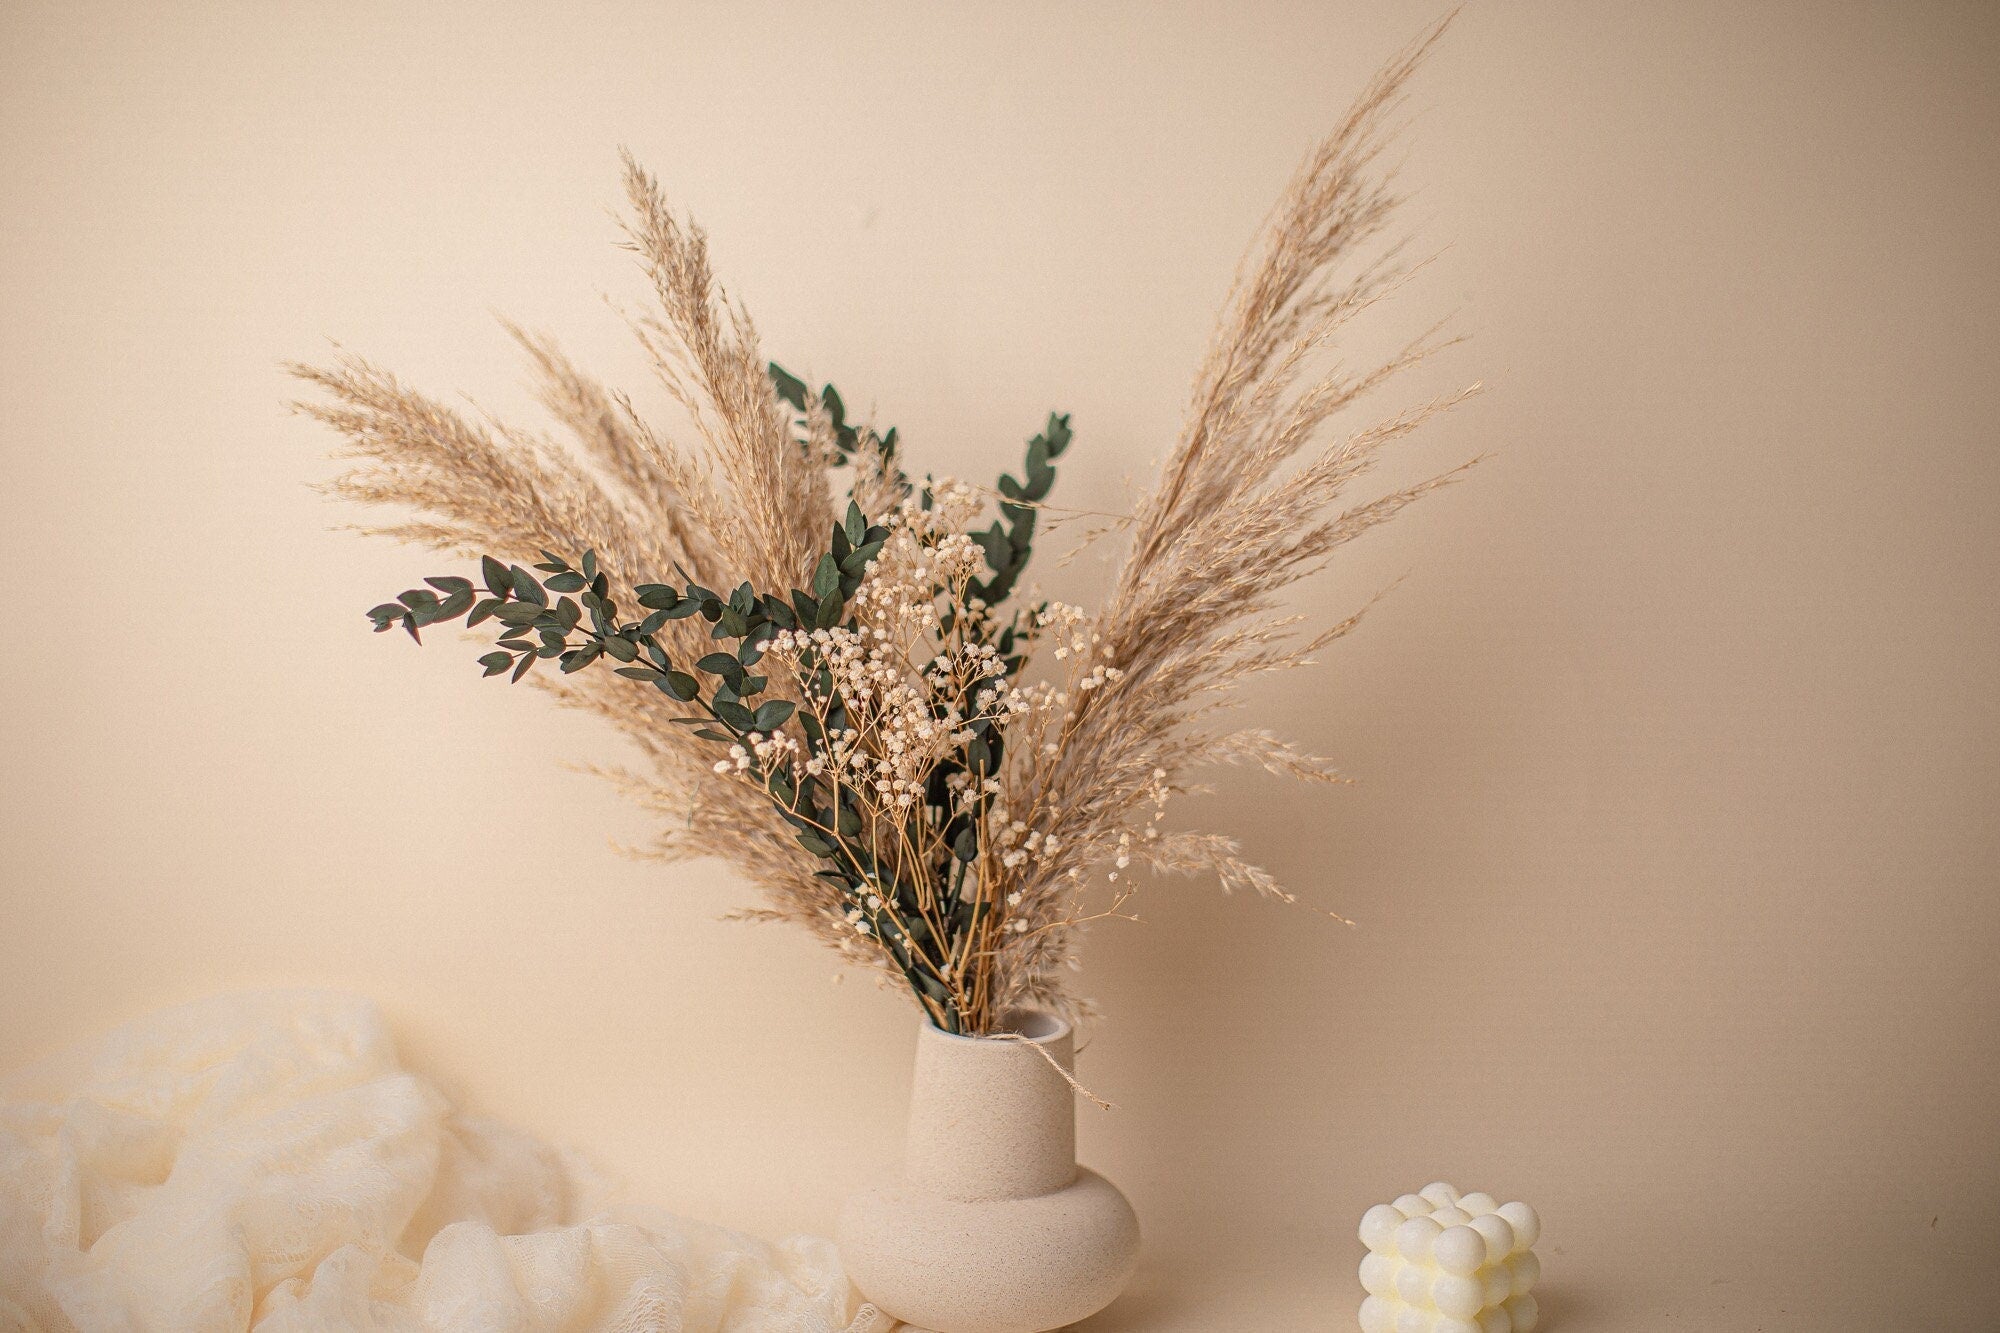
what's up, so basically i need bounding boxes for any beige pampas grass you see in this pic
[985,16,1475,1015]
[294,16,1472,1033]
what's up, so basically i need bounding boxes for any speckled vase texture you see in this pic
[837,1010,1140,1333]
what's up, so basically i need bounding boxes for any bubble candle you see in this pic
[1358,1182,1541,1333]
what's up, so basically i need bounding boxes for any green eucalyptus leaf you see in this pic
[811,554,840,602]
[974,525,1009,573]
[509,567,547,606]
[478,651,512,676]
[1043,412,1073,457]
[841,540,884,574]
[768,362,810,409]
[481,556,512,597]
[753,700,795,731]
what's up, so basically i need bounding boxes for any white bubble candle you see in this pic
[1358,1182,1541,1333]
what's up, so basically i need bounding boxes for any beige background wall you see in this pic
[4,2,1996,1328]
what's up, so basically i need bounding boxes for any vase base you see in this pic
[838,1167,1140,1333]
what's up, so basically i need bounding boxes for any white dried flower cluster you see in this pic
[696,482,1109,960]
[712,729,801,776]
[1104,768,1170,883]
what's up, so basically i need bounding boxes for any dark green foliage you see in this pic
[973,412,1072,607]
[367,368,1079,1033]
[366,512,896,931]
[768,362,904,491]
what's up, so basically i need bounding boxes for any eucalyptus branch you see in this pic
[365,493,1045,1033]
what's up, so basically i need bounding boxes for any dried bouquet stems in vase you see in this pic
[294,21,1471,1037]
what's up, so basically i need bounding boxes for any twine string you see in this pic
[989,1031,1114,1111]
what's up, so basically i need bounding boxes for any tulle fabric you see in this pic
[0,993,893,1333]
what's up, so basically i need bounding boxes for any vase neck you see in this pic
[903,1011,1079,1201]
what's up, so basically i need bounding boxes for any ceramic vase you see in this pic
[837,1009,1140,1333]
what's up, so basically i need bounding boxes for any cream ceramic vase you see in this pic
[838,1010,1140,1333]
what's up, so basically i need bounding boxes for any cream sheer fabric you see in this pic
[0,993,893,1333]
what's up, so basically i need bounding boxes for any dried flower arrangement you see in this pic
[293,23,1470,1037]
